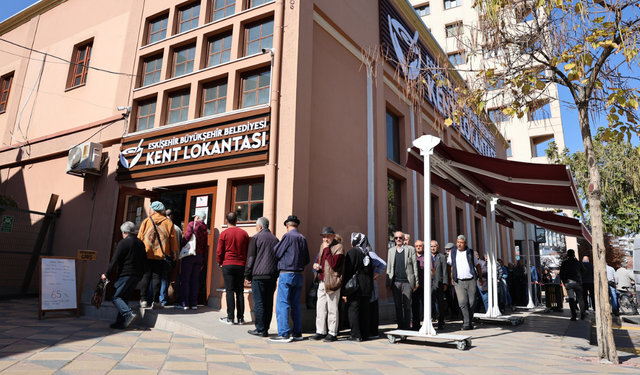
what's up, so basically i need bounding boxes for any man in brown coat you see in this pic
[310,227,344,342]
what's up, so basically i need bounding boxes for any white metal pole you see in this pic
[525,224,535,309]
[487,198,501,316]
[413,135,440,336]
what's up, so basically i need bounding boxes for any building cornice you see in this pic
[0,0,68,36]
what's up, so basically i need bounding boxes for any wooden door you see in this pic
[183,186,217,304]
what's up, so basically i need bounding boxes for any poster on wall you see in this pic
[196,196,208,208]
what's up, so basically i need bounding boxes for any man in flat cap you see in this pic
[310,226,345,342]
[271,215,310,342]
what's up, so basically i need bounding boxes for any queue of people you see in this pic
[108,205,553,339]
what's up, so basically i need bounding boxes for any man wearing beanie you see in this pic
[138,201,178,309]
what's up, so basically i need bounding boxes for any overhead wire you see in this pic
[0,38,139,78]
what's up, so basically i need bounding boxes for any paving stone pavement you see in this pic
[1,299,639,374]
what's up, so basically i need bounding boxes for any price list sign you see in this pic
[40,258,77,312]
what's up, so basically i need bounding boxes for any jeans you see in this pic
[179,253,203,307]
[609,285,619,311]
[276,272,303,337]
[477,285,488,312]
[111,275,141,325]
[391,281,412,330]
[453,278,477,328]
[140,259,163,303]
[222,265,245,321]
[252,278,277,333]
[432,286,445,326]
[565,280,585,318]
[159,270,168,305]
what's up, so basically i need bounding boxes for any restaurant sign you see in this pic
[379,0,496,158]
[117,109,270,181]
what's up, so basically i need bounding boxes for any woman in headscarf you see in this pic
[341,232,374,341]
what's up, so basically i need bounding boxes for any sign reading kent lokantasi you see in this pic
[380,0,496,158]
[117,108,270,181]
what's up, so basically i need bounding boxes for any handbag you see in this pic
[179,223,197,259]
[342,270,360,296]
[151,218,174,272]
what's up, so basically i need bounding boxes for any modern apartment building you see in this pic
[410,0,576,267]
[0,0,512,317]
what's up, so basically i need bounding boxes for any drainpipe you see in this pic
[264,0,285,234]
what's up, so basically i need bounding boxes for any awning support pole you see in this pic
[525,225,535,308]
[487,197,501,317]
[413,135,441,336]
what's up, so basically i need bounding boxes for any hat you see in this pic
[193,210,206,219]
[150,201,165,212]
[284,215,300,227]
[320,226,336,235]
[445,242,455,250]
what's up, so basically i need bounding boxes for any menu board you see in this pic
[41,258,77,311]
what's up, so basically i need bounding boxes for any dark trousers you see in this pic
[582,282,595,310]
[392,281,412,330]
[411,286,424,331]
[565,280,585,318]
[222,265,245,320]
[140,259,163,303]
[252,278,277,333]
[179,253,203,307]
[453,278,477,328]
[346,294,371,340]
[369,299,379,337]
[432,286,445,326]
[446,285,459,318]
[111,275,141,325]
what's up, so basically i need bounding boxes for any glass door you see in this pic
[184,186,217,305]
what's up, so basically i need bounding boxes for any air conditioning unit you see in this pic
[66,142,103,175]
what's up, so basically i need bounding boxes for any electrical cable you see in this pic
[70,116,124,150]
[0,38,139,78]
[10,54,46,145]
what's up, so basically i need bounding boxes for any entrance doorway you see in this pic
[110,184,217,306]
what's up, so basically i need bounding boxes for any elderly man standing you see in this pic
[245,217,279,337]
[447,235,482,330]
[387,231,419,330]
[217,212,250,325]
[138,201,178,310]
[431,241,448,330]
[103,221,146,329]
[271,215,310,342]
[411,240,425,331]
[310,226,345,342]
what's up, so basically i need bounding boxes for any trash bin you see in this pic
[545,284,563,312]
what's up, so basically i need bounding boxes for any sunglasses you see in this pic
[394,237,403,240]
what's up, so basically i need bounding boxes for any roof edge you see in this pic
[0,0,68,36]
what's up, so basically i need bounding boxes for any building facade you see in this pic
[0,0,514,313]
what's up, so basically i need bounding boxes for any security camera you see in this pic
[117,106,131,112]
[262,48,274,55]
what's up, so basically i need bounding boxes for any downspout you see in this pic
[265,0,285,234]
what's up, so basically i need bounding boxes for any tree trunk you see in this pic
[578,104,619,364]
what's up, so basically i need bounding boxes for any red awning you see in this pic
[406,142,590,243]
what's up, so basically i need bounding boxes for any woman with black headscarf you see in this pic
[342,232,374,341]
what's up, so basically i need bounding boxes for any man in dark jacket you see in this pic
[271,215,310,342]
[342,233,373,342]
[447,235,482,330]
[431,241,448,330]
[245,217,279,337]
[560,249,587,321]
[103,221,146,329]
[581,256,595,311]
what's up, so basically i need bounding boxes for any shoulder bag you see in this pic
[151,218,175,272]
[179,222,197,259]
[342,269,360,296]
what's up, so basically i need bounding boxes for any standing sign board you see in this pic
[39,256,77,319]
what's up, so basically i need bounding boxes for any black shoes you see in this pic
[310,333,326,341]
[109,322,124,329]
[580,313,586,320]
[437,323,445,330]
[461,325,475,331]
[323,334,337,342]
[570,316,577,321]
[124,313,138,329]
[348,337,363,342]
[248,329,268,337]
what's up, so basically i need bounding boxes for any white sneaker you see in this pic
[219,317,234,325]
[190,306,197,310]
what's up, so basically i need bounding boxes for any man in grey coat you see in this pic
[387,231,419,330]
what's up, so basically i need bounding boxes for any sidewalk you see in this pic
[0,299,639,374]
